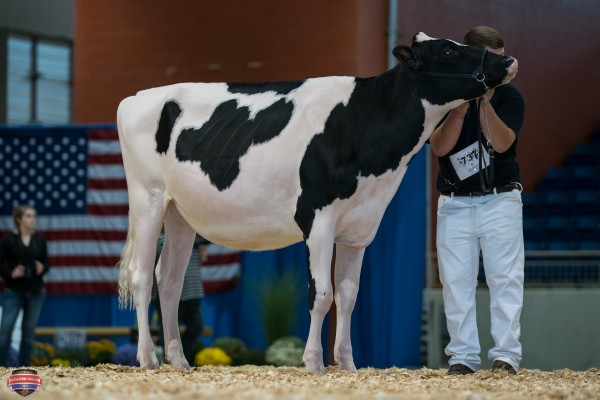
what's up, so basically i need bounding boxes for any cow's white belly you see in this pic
[161,136,304,250]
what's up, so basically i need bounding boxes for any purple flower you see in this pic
[111,343,140,366]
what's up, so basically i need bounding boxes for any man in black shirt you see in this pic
[429,26,525,376]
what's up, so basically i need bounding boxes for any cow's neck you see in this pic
[354,64,451,129]
[335,66,437,176]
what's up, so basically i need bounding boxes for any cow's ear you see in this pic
[393,45,422,70]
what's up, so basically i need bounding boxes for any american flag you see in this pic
[0,126,240,295]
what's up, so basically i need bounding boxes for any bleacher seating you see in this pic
[523,130,600,251]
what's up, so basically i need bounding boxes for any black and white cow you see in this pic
[117,32,517,373]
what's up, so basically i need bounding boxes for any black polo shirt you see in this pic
[436,84,525,194]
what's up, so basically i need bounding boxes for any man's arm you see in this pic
[429,102,469,157]
[478,90,516,153]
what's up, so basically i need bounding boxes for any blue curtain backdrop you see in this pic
[188,146,427,369]
[5,125,426,369]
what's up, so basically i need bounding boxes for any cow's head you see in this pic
[393,32,518,104]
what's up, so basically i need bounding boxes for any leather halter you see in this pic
[417,48,490,91]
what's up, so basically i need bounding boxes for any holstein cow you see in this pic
[117,32,517,373]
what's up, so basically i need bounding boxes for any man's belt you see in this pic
[441,183,520,197]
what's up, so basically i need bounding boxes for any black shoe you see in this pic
[491,360,517,375]
[447,363,475,375]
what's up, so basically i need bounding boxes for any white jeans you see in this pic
[437,189,524,372]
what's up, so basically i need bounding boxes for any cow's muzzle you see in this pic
[503,57,518,84]
[503,56,515,67]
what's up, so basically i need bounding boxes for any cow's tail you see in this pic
[117,221,135,310]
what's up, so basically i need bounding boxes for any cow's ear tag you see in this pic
[393,46,421,70]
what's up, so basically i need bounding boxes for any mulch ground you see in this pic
[1,365,599,399]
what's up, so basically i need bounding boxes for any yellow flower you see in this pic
[195,347,232,366]
[86,339,116,360]
[31,357,49,367]
[99,339,116,353]
[86,342,100,359]
[51,358,71,367]
[45,344,55,358]
[32,342,53,366]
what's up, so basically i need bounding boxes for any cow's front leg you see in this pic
[333,244,365,372]
[303,230,335,374]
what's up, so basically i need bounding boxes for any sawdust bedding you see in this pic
[1,365,599,400]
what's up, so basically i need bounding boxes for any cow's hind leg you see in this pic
[333,244,365,372]
[156,204,195,370]
[302,221,335,374]
[128,199,164,369]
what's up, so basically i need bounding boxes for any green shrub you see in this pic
[186,340,205,365]
[259,271,302,346]
[238,348,266,366]
[212,337,247,366]
[265,336,305,367]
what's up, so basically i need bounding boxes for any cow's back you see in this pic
[117,77,356,250]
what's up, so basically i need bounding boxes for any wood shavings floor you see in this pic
[1,365,599,400]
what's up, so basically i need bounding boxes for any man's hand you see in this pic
[481,88,495,104]
[452,102,469,118]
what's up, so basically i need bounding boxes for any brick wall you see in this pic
[73,0,387,123]
[74,1,600,256]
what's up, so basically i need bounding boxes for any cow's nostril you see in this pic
[503,56,514,67]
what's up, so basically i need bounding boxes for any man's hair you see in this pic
[463,26,504,50]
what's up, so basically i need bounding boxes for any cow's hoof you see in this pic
[303,349,325,374]
[170,358,190,370]
[335,353,357,372]
[339,359,357,372]
[138,354,160,370]
[305,363,326,374]
[164,343,189,370]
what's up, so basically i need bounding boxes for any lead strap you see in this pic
[477,98,494,192]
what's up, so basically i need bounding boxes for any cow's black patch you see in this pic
[305,244,316,311]
[176,98,294,190]
[155,100,182,155]
[294,71,425,237]
[227,80,304,95]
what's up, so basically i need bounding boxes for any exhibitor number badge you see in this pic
[449,141,491,181]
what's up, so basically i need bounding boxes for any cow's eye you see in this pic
[444,48,455,56]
